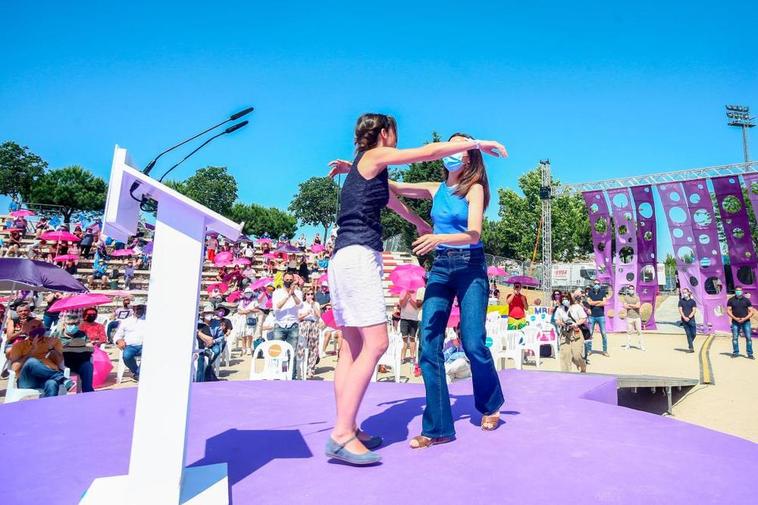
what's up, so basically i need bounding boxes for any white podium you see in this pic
[80,146,243,505]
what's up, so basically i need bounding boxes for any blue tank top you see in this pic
[334,152,389,253]
[430,183,483,250]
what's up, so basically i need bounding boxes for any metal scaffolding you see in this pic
[539,160,758,293]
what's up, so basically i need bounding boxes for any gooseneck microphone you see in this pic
[157,120,249,182]
[128,106,254,208]
[142,106,254,176]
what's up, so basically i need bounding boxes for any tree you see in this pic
[173,166,238,217]
[229,202,297,239]
[288,176,339,238]
[492,165,592,262]
[29,165,107,223]
[0,141,48,202]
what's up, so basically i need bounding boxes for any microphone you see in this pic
[157,120,248,182]
[143,106,254,176]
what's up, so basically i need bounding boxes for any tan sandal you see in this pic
[409,435,454,449]
[481,413,501,431]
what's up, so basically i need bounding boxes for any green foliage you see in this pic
[490,166,592,262]
[29,165,107,223]
[288,176,339,237]
[174,166,238,217]
[0,141,47,202]
[229,202,297,239]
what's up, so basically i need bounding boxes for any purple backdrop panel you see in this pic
[741,173,758,218]
[656,182,710,326]
[583,191,613,284]
[607,188,638,331]
[712,176,758,304]
[631,185,658,329]
[681,179,730,332]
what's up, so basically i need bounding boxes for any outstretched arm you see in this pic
[387,189,433,236]
[388,180,439,200]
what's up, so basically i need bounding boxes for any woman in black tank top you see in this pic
[322,113,507,465]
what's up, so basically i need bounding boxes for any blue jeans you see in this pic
[731,320,754,357]
[123,345,143,376]
[195,341,225,382]
[18,357,64,397]
[682,319,697,350]
[588,315,607,353]
[419,248,504,438]
[273,324,301,379]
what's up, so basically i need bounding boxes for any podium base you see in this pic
[79,464,229,505]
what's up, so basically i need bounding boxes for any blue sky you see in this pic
[1,0,756,257]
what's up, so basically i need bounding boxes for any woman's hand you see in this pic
[415,220,433,236]
[327,159,352,178]
[478,140,508,158]
[412,234,443,256]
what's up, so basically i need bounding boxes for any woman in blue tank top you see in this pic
[391,132,507,449]
[324,116,507,465]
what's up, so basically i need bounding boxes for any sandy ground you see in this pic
[2,329,756,443]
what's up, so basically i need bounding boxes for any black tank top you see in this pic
[334,152,389,253]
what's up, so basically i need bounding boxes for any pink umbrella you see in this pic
[321,308,338,329]
[262,253,276,260]
[48,293,112,313]
[317,273,329,285]
[40,231,80,242]
[92,346,113,388]
[54,254,79,262]
[311,243,325,253]
[110,248,135,257]
[487,266,507,277]
[207,282,229,294]
[447,302,461,328]
[226,290,242,303]
[505,275,540,287]
[214,251,234,266]
[389,264,426,291]
[389,285,416,297]
[233,257,251,266]
[256,238,273,244]
[250,277,273,290]
[101,290,133,298]
[10,209,35,218]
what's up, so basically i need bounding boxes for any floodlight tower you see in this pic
[725,104,755,164]
[539,159,552,297]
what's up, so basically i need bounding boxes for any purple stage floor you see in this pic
[0,370,755,505]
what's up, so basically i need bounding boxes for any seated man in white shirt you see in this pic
[114,297,148,381]
[272,272,303,379]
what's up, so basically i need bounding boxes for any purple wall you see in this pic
[631,185,658,329]
[657,182,710,325]
[712,176,758,303]
[607,188,638,331]
[681,179,730,331]
[583,191,613,284]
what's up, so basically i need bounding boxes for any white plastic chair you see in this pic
[372,324,402,383]
[490,329,523,370]
[522,326,542,368]
[5,367,71,403]
[249,340,294,380]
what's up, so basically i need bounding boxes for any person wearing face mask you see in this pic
[79,307,107,346]
[727,286,754,359]
[272,272,304,378]
[114,298,148,381]
[505,283,529,329]
[677,289,698,353]
[237,287,261,356]
[58,312,95,392]
[196,303,228,381]
[554,295,587,373]
[622,286,645,351]
[326,118,506,464]
[381,131,508,450]
[586,280,610,357]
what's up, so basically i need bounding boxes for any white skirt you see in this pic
[328,244,386,328]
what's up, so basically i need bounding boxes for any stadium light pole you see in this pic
[725,104,755,165]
